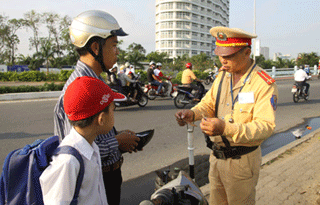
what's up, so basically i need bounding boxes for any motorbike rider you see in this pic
[118,65,138,102]
[294,66,311,96]
[154,62,171,96]
[107,64,123,92]
[147,61,164,95]
[304,64,310,76]
[181,62,204,101]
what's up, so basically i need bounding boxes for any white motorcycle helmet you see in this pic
[156,62,162,67]
[70,10,127,48]
[70,10,127,73]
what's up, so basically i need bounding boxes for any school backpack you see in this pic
[0,135,84,205]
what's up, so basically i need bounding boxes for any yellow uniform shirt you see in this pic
[182,69,197,84]
[191,62,278,147]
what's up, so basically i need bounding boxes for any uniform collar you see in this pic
[63,128,97,161]
[226,60,256,87]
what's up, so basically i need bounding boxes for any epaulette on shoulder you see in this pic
[257,70,275,85]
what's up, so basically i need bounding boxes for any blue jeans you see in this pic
[152,80,163,93]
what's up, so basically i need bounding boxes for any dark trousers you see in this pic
[103,168,122,205]
[296,81,310,94]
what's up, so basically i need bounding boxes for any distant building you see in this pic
[155,0,230,59]
[273,52,291,61]
[260,47,270,59]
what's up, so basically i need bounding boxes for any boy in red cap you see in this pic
[40,76,126,204]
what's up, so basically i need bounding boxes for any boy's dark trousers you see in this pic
[103,168,122,205]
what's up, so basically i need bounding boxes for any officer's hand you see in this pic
[175,110,194,126]
[116,130,140,153]
[200,117,225,136]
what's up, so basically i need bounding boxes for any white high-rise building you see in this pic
[155,0,229,59]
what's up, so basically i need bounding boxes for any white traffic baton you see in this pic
[187,124,195,179]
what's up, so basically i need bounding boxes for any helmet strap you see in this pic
[87,40,111,75]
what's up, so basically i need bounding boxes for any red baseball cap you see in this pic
[64,76,126,121]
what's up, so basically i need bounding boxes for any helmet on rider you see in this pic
[149,61,156,66]
[186,63,192,69]
[69,10,128,74]
[156,62,162,68]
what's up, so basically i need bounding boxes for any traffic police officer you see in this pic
[175,26,278,205]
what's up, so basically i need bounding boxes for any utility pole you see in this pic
[253,0,256,61]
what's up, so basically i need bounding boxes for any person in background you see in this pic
[154,62,171,96]
[181,62,203,101]
[108,64,122,92]
[175,26,278,205]
[53,10,140,205]
[118,65,138,102]
[294,66,311,96]
[147,61,164,95]
[304,64,310,76]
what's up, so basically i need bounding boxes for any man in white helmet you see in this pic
[53,10,140,205]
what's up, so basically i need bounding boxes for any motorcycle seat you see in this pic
[177,85,192,92]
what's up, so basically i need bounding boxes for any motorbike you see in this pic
[204,71,216,85]
[139,170,208,205]
[291,82,309,103]
[113,73,149,107]
[174,81,207,109]
[144,77,178,100]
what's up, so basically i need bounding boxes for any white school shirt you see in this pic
[40,128,108,205]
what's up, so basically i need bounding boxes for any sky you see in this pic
[1,0,320,59]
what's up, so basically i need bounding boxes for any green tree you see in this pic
[23,10,41,54]
[34,38,62,73]
[42,12,62,57]
[3,18,24,65]
[190,53,213,71]
[16,54,32,65]
[296,52,319,67]
[125,43,146,69]
[146,51,169,64]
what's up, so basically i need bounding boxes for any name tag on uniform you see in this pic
[238,92,254,104]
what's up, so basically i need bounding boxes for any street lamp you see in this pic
[253,0,256,61]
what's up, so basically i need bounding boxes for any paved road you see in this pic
[1,79,320,204]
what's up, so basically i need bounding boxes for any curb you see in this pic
[0,91,61,101]
[199,128,320,200]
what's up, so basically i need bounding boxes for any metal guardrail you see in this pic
[265,65,319,79]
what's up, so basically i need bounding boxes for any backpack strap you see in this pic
[53,146,84,205]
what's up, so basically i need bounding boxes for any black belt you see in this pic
[102,157,123,173]
[211,144,259,159]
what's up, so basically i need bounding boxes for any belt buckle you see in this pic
[214,149,226,160]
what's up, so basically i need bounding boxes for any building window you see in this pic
[176,12,190,19]
[176,21,190,29]
[176,40,190,47]
[161,31,173,38]
[192,41,197,45]
[160,22,173,29]
[192,50,198,55]
[176,2,190,9]
[176,31,190,38]
[160,2,173,10]
[160,12,173,20]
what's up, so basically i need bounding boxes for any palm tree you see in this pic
[34,38,62,73]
